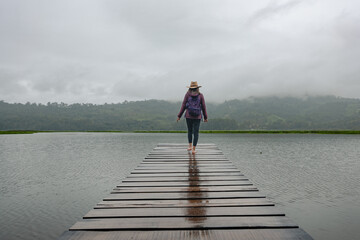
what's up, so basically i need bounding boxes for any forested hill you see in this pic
[1,96,360,131]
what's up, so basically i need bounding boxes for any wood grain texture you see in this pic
[61,143,313,240]
[126,172,243,177]
[96,198,275,208]
[84,207,285,218]
[140,161,233,165]
[131,169,241,174]
[60,229,314,240]
[70,216,298,231]
[112,186,258,193]
[117,181,252,187]
[145,156,227,159]
[121,176,248,182]
[103,191,265,201]
[135,167,238,170]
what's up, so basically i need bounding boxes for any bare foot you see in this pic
[192,149,196,154]
[187,144,192,151]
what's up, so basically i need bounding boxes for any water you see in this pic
[0,133,359,240]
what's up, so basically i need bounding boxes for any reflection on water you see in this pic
[185,153,208,226]
[0,133,359,240]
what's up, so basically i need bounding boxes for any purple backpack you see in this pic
[186,95,201,116]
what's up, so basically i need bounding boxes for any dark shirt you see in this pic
[177,91,208,120]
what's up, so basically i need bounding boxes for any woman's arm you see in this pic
[177,92,188,119]
[201,94,208,121]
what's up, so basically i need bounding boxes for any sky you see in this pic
[0,0,360,104]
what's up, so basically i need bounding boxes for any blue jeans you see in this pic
[186,118,201,146]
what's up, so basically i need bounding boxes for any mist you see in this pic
[1,0,360,104]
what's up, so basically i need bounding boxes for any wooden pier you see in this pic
[59,143,313,240]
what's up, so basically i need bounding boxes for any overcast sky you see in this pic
[1,0,359,103]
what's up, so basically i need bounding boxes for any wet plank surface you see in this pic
[95,198,276,208]
[131,168,240,174]
[127,172,244,177]
[103,191,265,201]
[60,229,313,240]
[70,216,298,230]
[60,143,313,240]
[121,176,248,182]
[116,181,253,187]
[112,185,258,193]
[83,206,285,218]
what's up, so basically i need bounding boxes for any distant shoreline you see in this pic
[1,130,360,134]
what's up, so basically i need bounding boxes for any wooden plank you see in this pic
[150,149,222,152]
[144,159,229,161]
[152,149,221,151]
[155,147,218,149]
[60,229,314,240]
[122,179,249,183]
[155,144,218,147]
[136,164,236,168]
[126,172,243,177]
[152,148,219,150]
[145,156,227,158]
[155,146,219,148]
[70,216,298,231]
[143,159,230,162]
[150,149,222,151]
[157,143,217,146]
[131,169,240,174]
[112,186,258,193]
[135,167,238,170]
[138,162,234,166]
[143,160,229,163]
[84,206,285,219]
[151,151,221,153]
[117,181,252,187]
[148,155,224,157]
[104,191,265,201]
[153,149,220,151]
[147,155,225,157]
[96,198,275,208]
[134,168,238,171]
[149,153,224,155]
[152,150,221,152]
[139,162,233,166]
[121,176,248,182]
[144,157,228,159]
[140,161,233,165]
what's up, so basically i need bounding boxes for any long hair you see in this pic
[188,88,200,94]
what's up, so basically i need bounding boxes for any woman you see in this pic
[177,81,208,154]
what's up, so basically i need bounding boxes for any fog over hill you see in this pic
[1,96,359,131]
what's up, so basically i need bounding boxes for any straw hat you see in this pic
[187,81,202,89]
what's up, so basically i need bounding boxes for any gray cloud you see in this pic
[247,0,304,25]
[0,0,359,103]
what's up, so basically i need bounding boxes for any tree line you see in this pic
[1,96,359,131]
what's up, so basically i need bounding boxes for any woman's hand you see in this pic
[177,117,180,122]
[204,119,208,122]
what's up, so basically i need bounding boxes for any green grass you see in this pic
[0,130,41,134]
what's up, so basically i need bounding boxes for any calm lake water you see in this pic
[0,132,359,240]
